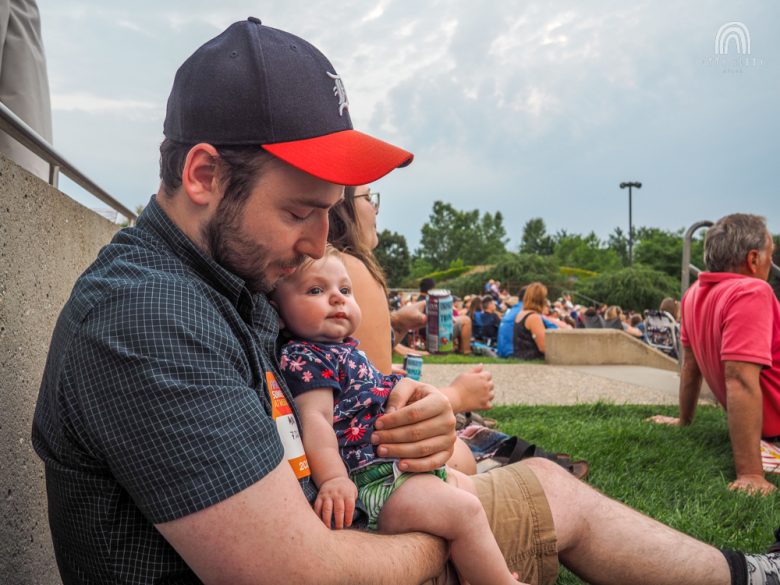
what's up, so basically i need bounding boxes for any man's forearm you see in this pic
[678,346,702,425]
[725,374,764,478]
[328,529,447,584]
[158,462,449,585]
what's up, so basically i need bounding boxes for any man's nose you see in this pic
[294,213,328,259]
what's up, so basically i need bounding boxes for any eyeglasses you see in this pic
[353,191,380,211]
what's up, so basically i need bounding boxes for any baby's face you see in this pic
[274,255,362,343]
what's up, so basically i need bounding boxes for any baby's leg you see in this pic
[378,474,518,585]
[446,466,476,493]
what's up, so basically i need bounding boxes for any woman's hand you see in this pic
[444,364,495,412]
[391,364,407,376]
[371,378,456,473]
[390,301,427,336]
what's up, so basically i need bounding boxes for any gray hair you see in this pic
[703,213,768,272]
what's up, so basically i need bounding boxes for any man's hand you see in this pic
[314,476,358,529]
[372,378,456,473]
[728,474,777,496]
[646,415,682,426]
[447,364,495,412]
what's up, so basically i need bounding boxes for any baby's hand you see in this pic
[314,476,358,529]
[450,364,495,411]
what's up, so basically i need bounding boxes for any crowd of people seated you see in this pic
[389,277,685,362]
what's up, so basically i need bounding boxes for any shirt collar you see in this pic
[697,271,754,286]
[136,195,254,315]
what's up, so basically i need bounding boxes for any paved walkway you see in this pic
[419,363,716,406]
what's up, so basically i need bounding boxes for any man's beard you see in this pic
[203,199,305,294]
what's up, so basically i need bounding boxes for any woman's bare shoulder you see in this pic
[515,309,542,325]
[340,253,385,304]
[337,252,369,275]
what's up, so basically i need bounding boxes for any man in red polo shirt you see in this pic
[650,213,779,495]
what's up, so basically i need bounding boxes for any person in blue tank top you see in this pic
[497,289,524,358]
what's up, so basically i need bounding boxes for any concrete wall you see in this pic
[545,329,681,372]
[0,155,118,584]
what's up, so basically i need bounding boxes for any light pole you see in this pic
[619,181,642,265]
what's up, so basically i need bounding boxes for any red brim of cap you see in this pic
[262,129,414,186]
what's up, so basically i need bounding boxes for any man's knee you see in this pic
[522,456,570,479]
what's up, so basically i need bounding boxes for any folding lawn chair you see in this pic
[644,310,680,359]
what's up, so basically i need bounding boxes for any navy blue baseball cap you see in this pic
[164,18,413,186]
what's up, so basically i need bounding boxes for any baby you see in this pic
[273,247,519,585]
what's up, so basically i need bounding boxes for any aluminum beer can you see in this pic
[426,289,453,353]
[403,353,423,381]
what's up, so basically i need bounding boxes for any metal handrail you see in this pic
[681,220,780,295]
[680,220,712,295]
[0,100,137,224]
[564,290,602,307]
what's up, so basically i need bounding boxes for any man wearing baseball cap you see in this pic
[32,18,780,585]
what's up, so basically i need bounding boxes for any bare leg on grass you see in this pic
[524,458,730,585]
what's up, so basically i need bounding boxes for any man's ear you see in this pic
[181,143,221,208]
[746,249,760,275]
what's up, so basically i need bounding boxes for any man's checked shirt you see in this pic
[32,195,315,584]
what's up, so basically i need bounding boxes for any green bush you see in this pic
[440,253,566,298]
[574,265,678,311]
[560,266,598,280]
[437,268,491,297]
[423,265,474,283]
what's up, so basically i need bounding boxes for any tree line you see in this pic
[374,201,780,311]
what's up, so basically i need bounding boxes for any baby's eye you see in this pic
[307,287,323,295]
[340,286,352,295]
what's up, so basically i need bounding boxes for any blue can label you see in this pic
[403,354,423,381]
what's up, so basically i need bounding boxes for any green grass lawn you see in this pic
[485,403,780,584]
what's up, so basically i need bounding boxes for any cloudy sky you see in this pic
[38,1,778,250]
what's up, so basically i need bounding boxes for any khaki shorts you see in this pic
[424,462,559,585]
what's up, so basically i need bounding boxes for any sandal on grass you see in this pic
[491,438,590,481]
[457,425,513,460]
[455,420,590,481]
[456,412,497,431]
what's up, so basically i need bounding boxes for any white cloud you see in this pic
[361,0,390,23]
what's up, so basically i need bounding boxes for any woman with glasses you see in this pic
[328,185,496,473]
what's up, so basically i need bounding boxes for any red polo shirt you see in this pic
[681,272,780,437]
